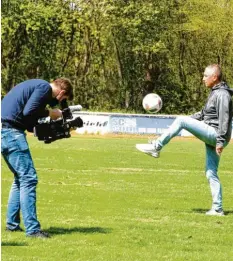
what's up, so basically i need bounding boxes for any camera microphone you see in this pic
[69,105,82,112]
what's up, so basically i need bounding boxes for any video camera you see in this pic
[34,100,83,144]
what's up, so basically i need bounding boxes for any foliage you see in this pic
[1,0,233,113]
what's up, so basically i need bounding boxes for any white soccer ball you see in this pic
[142,93,163,113]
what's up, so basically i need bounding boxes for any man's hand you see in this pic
[49,108,62,120]
[216,146,223,156]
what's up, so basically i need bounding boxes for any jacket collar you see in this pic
[212,82,233,96]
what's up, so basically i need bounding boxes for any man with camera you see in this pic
[1,78,73,238]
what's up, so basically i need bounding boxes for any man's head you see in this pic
[203,64,222,88]
[51,78,74,101]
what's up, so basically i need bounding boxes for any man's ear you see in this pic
[213,74,218,82]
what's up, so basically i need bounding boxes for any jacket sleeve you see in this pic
[190,110,204,121]
[23,85,51,118]
[216,91,231,147]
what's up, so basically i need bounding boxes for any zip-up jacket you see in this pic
[191,82,233,147]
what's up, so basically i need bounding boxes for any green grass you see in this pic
[1,135,233,261]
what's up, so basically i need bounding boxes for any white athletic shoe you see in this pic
[136,144,161,158]
[205,209,225,216]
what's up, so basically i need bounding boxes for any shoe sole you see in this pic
[5,228,24,232]
[206,213,225,216]
[205,211,225,216]
[135,144,159,158]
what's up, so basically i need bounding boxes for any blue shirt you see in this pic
[1,79,58,132]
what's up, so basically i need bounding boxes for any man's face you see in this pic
[202,68,218,88]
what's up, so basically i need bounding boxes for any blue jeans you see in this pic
[156,116,227,211]
[1,128,41,234]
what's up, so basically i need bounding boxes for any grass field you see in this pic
[1,135,233,261]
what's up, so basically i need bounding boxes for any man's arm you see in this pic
[23,85,62,120]
[190,110,204,121]
[23,86,51,118]
[216,91,231,155]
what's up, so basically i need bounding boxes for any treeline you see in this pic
[2,0,233,114]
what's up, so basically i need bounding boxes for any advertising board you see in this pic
[73,112,233,138]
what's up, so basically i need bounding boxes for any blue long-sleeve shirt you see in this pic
[1,79,58,132]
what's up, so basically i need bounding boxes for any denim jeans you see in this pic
[156,116,227,211]
[1,128,41,234]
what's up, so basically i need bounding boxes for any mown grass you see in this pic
[1,135,233,261]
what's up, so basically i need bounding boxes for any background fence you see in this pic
[73,112,233,138]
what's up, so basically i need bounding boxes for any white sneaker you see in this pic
[136,144,160,158]
[205,209,225,216]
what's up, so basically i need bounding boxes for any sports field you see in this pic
[1,135,233,261]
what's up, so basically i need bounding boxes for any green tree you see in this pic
[2,0,233,113]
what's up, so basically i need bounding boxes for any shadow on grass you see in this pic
[1,241,28,246]
[45,226,112,235]
[192,208,208,214]
[192,208,233,216]
[223,210,233,216]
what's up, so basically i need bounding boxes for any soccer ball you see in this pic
[142,93,162,113]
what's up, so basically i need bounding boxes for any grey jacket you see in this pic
[191,82,233,147]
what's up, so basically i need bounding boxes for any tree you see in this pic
[2,0,233,113]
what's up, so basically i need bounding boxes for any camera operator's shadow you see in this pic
[192,208,233,215]
[45,226,112,235]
